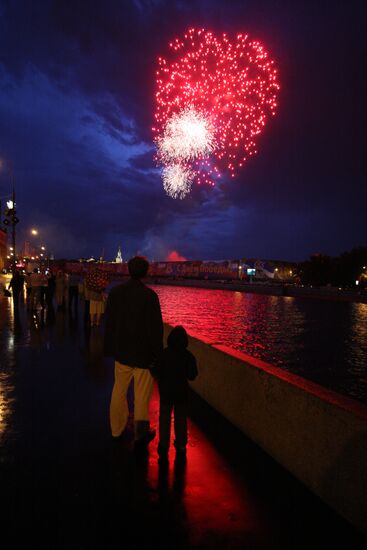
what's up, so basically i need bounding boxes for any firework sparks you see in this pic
[162,163,194,199]
[153,28,280,198]
[157,105,216,163]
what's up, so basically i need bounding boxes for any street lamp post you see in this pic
[2,164,19,273]
[5,194,18,273]
[11,188,16,272]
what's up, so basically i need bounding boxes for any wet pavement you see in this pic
[0,287,366,549]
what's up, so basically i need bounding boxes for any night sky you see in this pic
[0,0,366,262]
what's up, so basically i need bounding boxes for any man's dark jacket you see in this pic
[104,278,163,368]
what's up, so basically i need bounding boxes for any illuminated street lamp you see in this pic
[1,159,18,272]
[4,194,18,271]
[29,229,48,267]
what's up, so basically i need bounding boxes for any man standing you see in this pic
[8,270,24,306]
[104,256,163,446]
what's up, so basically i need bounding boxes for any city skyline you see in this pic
[0,0,366,262]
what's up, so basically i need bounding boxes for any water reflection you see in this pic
[0,377,8,434]
[347,303,367,400]
[0,373,14,439]
[152,285,307,364]
[151,285,367,404]
[0,294,15,439]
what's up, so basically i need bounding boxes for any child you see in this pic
[152,325,198,462]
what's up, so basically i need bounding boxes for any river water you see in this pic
[149,284,367,405]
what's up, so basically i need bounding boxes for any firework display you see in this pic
[162,163,194,199]
[153,28,280,198]
[157,105,216,164]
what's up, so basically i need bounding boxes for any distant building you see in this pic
[115,246,123,264]
[240,258,297,281]
[24,240,30,257]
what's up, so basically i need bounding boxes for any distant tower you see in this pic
[115,246,123,263]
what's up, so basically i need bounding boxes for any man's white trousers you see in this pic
[110,361,154,438]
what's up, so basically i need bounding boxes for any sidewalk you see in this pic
[0,293,365,549]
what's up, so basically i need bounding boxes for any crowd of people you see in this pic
[4,266,109,326]
[3,257,198,464]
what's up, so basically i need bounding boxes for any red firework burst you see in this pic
[153,28,280,196]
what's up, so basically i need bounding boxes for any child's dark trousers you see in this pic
[159,398,188,452]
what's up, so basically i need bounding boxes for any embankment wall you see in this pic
[163,323,367,534]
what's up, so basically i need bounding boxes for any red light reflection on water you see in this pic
[150,284,367,404]
[151,285,304,368]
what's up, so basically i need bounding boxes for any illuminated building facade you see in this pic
[115,246,123,264]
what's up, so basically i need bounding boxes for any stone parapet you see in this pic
[163,323,367,534]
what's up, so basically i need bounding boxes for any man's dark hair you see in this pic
[167,325,188,350]
[128,256,149,279]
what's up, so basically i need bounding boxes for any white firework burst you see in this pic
[162,164,194,199]
[157,105,216,164]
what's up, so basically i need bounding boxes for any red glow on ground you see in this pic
[146,385,260,546]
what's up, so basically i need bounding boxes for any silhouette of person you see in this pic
[8,270,24,306]
[151,325,197,462]
[104,256,163,446]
